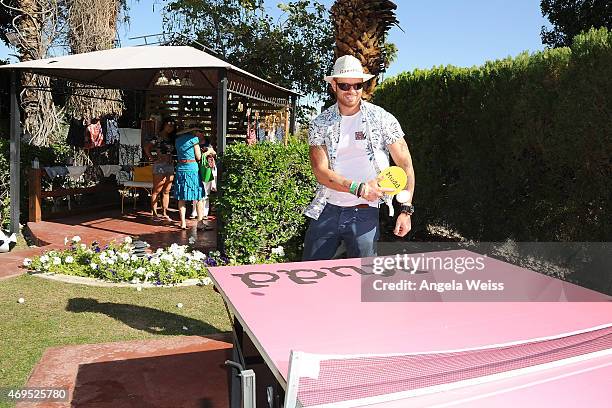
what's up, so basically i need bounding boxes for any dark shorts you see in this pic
[153,163,175,175]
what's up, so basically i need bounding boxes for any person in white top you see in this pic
[303,55,415,261]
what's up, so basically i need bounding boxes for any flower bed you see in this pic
[23,236,228,286]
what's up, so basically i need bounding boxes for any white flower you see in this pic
[99,252,108,260]
[248,255,257,264]
[80,244,87,250]
[90,262,98,270]
[135,267,145,275]
[271,246,285,257]
[131,277,140,284]
[53,257,61,265]
[118,252,130,262]
[85,249,94,255]
[40,255,49,264]
[150,258,161,266]
[123,236,132,244]
[201,277,212,285]
[131,254,139,262]
[22,258,32,267]
[161,254,173,262]
[169,243,187,256]
[65,256,74,264]
[64,237,69,245]
[191,250,205,261]
[72,236,81,243]
[106,258,115,265]
[182,326,189,331]
[188,236,196,244]
[156,248,164,255]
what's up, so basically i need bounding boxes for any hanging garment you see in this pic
[275,125,284,143]
[104,117,120,144]
[246,115,257,146]
[66,118,86,147]
[43,166,69,179]
[98,164,122,178]
[66,166,87,181]
[85,122,104,148]
[256,120,266,142]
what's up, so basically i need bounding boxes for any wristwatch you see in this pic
[400,204,414,216]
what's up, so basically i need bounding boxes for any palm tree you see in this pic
[65,0,124,119]
[6,0,64,146]
[330,0,399,99]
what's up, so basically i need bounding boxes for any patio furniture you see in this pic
[118,181,154,213]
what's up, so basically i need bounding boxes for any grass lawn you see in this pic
[0,274,231,407]
[13,235,29,251]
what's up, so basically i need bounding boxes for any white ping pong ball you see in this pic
[18,297,25,304]
[177,303,184,308]
[396,190,411,204]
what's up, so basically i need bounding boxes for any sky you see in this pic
[1,0,552,78]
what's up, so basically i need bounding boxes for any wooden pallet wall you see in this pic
[144,92,288,142]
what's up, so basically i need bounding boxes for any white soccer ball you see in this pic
[0,230,17,253]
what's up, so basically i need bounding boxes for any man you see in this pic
[302,55,415,261]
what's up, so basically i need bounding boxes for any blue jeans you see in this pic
[303,203,379,261]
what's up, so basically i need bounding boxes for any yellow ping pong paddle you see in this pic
[377,166,407,196]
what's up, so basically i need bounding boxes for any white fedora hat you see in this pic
[324,55,375,83]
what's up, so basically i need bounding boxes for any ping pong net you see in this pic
[284,324,612,408]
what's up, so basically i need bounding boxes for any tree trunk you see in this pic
[65,0,123,120]
[16,0,63,146]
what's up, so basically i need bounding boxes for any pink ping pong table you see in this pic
[208,250,612,408]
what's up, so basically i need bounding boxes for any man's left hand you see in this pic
[394,213,411,237]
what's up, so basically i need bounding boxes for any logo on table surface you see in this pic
[231,254,488,289]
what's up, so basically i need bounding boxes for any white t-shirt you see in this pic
[327,111,386,207]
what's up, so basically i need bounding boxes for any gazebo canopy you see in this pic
[0,45,299,103]
[2,45,299,236]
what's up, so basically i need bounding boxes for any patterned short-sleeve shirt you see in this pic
[304,100,405,220]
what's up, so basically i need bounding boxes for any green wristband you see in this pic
[349,181,358,195]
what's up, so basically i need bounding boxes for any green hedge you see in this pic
[374,27,612,241]
[217,139,317,262]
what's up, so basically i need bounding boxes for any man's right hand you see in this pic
[361,177,394,202]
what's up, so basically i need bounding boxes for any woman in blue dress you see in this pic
[173,127,206,230]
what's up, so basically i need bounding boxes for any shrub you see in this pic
[217,138,317,263]
[374,27,612,241]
